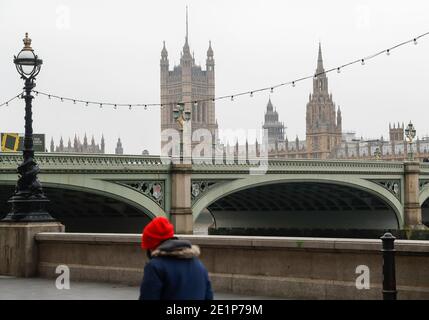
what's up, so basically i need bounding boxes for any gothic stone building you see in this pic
[263,43,342,159]
[50,134,107,154]
[51,135,127,155]
[262,98,285,145]
[160,12,217,152]
[160,21,429,162]
[332,124,429,161]
[263,45,429,161]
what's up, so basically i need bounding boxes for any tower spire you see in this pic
[186,5,189,43]
[317,42,324,73]
[207,40,214,58]
[182,6,191,57]
[161,41,167,56]
[267,97,273,111]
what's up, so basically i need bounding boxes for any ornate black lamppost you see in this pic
[173,103,191,161]
[2,33,54,222]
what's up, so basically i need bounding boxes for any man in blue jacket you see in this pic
[139,217,213,300]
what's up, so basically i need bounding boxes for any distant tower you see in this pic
[389,122,404,141]
[115,138,123,155]
[50,137,54,152]
[83,133,88,150]
[306,43,342,158]
[262,98,285,145]
[59,136,64,152]
[101,134,105,153]
[73,134,78,150]
[160,7,218,151]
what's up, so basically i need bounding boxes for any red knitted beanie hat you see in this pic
[141,217,175,250]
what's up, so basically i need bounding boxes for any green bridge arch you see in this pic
[191,174,404,228]
[0,174,167,219]
[419,185,429,206]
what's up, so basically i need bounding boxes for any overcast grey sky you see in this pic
[1,0,428,154]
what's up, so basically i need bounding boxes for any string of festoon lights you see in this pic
[0,31,428,110]
[0,93,23,108]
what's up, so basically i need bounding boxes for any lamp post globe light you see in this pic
[1,33,55,222]
[173,103,191,161]
[405,121,416,161]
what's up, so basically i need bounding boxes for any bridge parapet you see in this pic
[0,153,169,173]
[0,153,409,174]
[419,162,429,175]
[192,158,405,174]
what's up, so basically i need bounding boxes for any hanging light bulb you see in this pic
[73,100,76,104]
[99,103,103,108]
[6,102,8,106]
[231,96,234,101]
[250,92,253,97]
[85,102,89,106]
[292,81,296,87]
[114,104,117,109]
[386,49,390,56]
[361,59,365,65]
[414,38,418,45]
[35,91,38,96]
[144,105,147,110]
[61,98,63,102]
[337,67,341,74]
[129,105,132,110]
[48,95,51,99]
[270,87,274,94]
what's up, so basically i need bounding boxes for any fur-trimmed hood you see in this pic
[151,239,200,259]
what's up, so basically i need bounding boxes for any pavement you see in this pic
[0,276,278,300]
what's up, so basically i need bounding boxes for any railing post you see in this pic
[381,232,397,300]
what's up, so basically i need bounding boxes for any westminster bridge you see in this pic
[0,152,428,233]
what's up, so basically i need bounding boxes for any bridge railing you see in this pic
[0,152,169,173]
[190,156,405,173]
[420,162,429,174]
[0,152,408,173]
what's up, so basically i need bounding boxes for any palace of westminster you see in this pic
[50,14,429,161]
[158,16,429,162]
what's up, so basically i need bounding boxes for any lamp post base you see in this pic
[2,195,55,222]
[0,221,64,277]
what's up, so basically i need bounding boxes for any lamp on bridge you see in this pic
[173,103,191,161]
[405,121,416,161]
[1,33,55,222]
[374,147,382,160]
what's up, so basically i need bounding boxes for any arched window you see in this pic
[202,103,206,123]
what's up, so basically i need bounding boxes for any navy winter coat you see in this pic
[139,239,213,300]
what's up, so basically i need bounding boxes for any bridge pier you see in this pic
[170,163,193,234]
[404,161,425,229]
